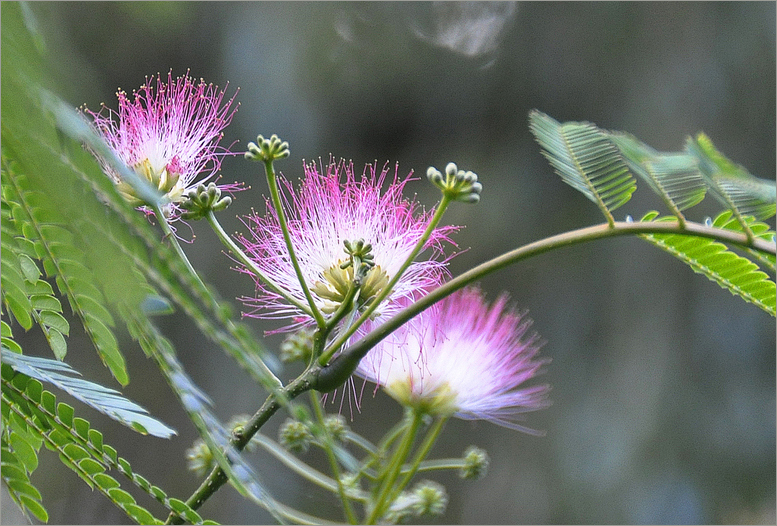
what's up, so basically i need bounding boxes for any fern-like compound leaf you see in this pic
[125,315,283,522]
[610,132,707,222]
[687,133,776,229]
[639,211,776,316]
[2,349,175,438]
[529,110,636,224]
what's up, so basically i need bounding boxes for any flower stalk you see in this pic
[205,210,314,317]
[246,135,327,328]
[318,192,453,365]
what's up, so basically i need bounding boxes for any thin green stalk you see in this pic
[387,417,447,506]
[345,431,378,456]
[252,433,368,502]
[339,219,776,370]
[367,410,425,524]
[320,194,453,365]
[158,208,282,389]
[155,205,203,285]
[268,497,344,526]
[309,391,359,524]
[206,209,313,318]
[412,458,468,473]
[167,372,315,524]
[263,158,326,328]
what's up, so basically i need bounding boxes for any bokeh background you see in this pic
[3,2,775,524]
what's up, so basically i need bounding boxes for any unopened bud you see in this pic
[427,162,482,203]
[245,134,290,162]
[410,480,448,517]
[180,182,232,220]
[460,445,489,480]
[279,418,313,454]
[280,329,314,363]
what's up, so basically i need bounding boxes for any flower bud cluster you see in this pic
[459,445,490,480]
[280,329,315,363]
[245,134,290,163]
[341,238,376,271]
[427,162,482,203]
[180,182,232,220]
[387,480,448,523]
[185,415,259,477]
[322,414,350,443]
[279,418,313,454]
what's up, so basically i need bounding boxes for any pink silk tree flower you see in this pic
[82,70,241,219]
[356,287,551,434]
[237,158,458,332]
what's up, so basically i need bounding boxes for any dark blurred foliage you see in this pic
[3,2,774,524]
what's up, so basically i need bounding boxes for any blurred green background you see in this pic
[4,2,775,524]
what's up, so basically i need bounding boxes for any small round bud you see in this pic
[459,445,490,480]
[323,414,349,443]
[180,182,233,220]
[426,162,483,203]
[426,166,444,185]
[227,414,261,453]
[185,439,214,477]
[410,480,448,517]
[279,418,313,454]
[244,134,290,162]
[280,329,314,363]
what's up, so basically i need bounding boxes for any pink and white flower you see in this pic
[82,70,241,219]
[356,287,551,433]
[237,158,458,332]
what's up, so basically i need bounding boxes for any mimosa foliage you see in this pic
[529,110,776,316]
[1,325,215,524]
[2,3,280,520]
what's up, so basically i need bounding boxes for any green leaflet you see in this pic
[530,110,776,236]
[687,133,776,222]
[609,132,707,222]
[639,211,776,316]
[1,355,209,524]
[2,349,176,439]
[529,110,636,224]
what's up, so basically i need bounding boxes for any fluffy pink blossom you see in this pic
[82,70,241,219]
[356,287,551,434]
[237,158,458,332]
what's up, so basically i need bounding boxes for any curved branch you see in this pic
[326,219,775,379]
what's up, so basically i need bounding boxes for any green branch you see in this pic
[320,219,775,384]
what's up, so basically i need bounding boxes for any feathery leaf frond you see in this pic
[610,132,707,223]
[2,349,176,438]
[639,211,776,316]
[529,110,636,225]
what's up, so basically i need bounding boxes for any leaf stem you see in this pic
[367,409,424,524]
[309,391,359,523]
[167,372,316,524]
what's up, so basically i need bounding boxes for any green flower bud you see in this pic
[245,134,290,162]
[410,480,448,517]
[279,418,313,454]
[427,162,482,203]
[179,182,232,220]
[460,445,490,480]
[185,439,214,478]
[280,329,315,364]
[323,414,349,443]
